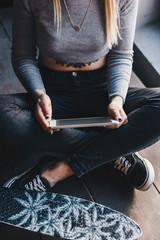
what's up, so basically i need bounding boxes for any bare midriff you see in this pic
[39,52,107,71]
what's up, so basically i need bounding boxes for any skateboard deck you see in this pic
[0,188,142,240]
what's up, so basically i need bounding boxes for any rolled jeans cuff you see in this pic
[66,154,85,178]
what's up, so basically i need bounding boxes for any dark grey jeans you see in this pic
[1,64,160,177]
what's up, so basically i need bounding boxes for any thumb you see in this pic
[38,95,52,121]
[108,108,121,121]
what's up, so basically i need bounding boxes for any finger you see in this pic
[122,117,128,125]
[47,128,60,135]
[38,95,52,127]
[53,129,60,132]
[45,113,52,127]
[39,96,52,118]
[108,108,122,121]
[105,124,120,129]
[49,128,54,135]
[36,103,52,131]
[35,103,49,130]
[105,113,127,129]
[119,109,128,125]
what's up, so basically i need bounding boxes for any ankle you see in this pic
[41,161,74,187]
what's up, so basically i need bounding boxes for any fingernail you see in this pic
[45,114,50,119]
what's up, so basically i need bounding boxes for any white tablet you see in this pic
[50,116,119,129]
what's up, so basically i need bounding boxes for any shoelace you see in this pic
[114,157,132,175]
[25,175,47,191]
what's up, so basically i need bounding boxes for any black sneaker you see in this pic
[113,152,155,191]
[3,156,60,191]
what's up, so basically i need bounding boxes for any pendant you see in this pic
[73,25,81,31]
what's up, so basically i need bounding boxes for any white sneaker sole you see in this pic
[3,169,29,188]
[135,152,155,191]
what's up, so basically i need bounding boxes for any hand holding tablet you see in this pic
[50,116,119,129]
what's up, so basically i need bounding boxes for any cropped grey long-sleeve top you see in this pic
[12,0,139,102]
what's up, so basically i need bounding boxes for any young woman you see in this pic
[1,0,160,191]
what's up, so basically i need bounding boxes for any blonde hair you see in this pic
[53,0,120,49]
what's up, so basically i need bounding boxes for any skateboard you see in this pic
[0,188,142,240]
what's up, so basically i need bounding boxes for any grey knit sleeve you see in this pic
[106,0,139,103]
[12,0,46,94]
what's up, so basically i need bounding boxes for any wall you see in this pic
[136,0,160,29]
[134,0,160,87]
[0,0,13,9]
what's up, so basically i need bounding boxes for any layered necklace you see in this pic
[63,0,93,32]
